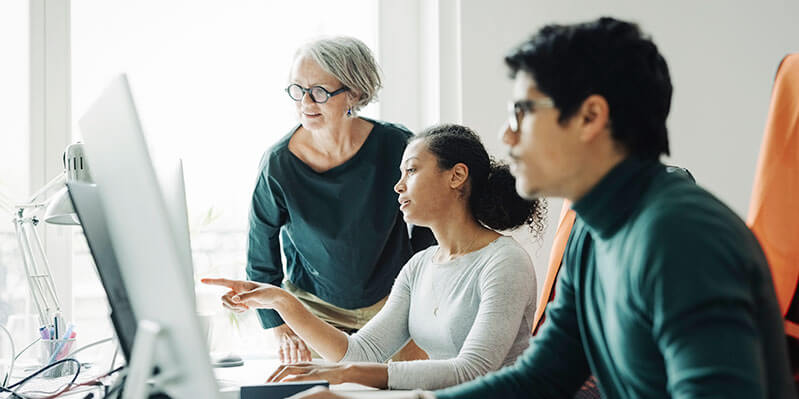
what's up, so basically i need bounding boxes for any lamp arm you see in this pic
[26,173,66,205]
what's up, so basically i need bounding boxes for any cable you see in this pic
[14,338,41,362]
[102,371,128,399]
[109,343,119,375]
[103,379,123,399]
[0,384,29,399]
[0,324,16,388]
[66,337,113,359]
[5,363,124,399]
[20,365,123,399]
[3,336,42,389]
[7,358,81,397]
[9,359,80,399]
[58,365,124,397]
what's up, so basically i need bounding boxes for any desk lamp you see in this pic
[0,143,92,328]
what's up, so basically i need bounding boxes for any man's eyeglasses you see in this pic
[286,83,349,104]
[507,98,555,132]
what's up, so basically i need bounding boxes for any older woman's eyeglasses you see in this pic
[507,98,555,132]
[286,84,349,104]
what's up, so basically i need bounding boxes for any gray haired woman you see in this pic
[217,37,433,362]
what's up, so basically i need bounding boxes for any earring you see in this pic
[347,108,352,117]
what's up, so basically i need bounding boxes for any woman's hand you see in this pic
[269,362,389,389]
[273,323,312,363]
[268,362,353,385]
[287,386,350,399]
[201,278,287,311]
[204,278,351,364]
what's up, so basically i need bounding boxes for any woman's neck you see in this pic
[429,208,500,263]
[306,117,362,158]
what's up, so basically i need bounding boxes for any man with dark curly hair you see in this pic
[433,16,795,399]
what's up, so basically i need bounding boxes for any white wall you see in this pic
[380,0,799,300]
[463,0,799,300]
[378,0,463,132]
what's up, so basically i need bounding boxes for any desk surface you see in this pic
[2,357,416,399]
[2,361,110,398]
[215,357,416,399]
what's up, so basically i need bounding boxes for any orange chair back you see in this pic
[747,54,799,338]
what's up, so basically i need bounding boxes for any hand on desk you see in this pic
[269,362,350,385]
[274,324,312,363]
[288,386,430,399]
[269,362,389,389]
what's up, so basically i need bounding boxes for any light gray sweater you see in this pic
[341,236,536,390]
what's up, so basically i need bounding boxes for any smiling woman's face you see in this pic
[393,139,459,227]
[288,55,351,130]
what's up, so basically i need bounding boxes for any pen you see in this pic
[54,315,59,340]
[39,326,47,340]
[47,323,74,365]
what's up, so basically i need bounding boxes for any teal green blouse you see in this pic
[246,118,433,328]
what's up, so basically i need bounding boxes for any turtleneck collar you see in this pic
[571,157,663,239]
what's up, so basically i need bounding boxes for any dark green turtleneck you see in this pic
[436,158,794,399]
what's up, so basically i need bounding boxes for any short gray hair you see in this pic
[296,37,382,111]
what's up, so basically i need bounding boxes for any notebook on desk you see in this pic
[239,381,329,399]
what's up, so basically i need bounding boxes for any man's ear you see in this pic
[449,163,470,190]
[577,94,610,142]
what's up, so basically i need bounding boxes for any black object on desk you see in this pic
[211,354,245,368]
[240,381,329,399]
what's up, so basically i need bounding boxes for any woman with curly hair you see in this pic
[203,123,546,390]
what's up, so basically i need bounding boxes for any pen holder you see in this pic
[38,338,77,378]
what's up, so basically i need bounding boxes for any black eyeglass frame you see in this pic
[286,83,349,104]
[507,98,555,132]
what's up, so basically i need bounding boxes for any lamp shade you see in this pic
[43,142,93,225]
[44,187,80,225]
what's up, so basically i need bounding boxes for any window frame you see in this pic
[30,0,73,321]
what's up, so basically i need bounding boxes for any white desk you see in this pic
[1,357,416,399]
[215,357,415,399]
[2,361,110,398]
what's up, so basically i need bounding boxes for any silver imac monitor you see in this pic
[67,182,138,361]
[156,158,195,294]
[78,75,222,399]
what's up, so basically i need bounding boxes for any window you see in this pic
[71,1,378,358]
[0,0,36,366]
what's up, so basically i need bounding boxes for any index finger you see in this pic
[267,365,288,383]
[201,278,246,290]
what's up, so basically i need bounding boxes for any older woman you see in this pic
[229,37,434,362]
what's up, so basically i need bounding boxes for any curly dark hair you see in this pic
[413,124,547,236]
[505,17,672,160]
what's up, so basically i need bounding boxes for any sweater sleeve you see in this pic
[246,156,289,329]
[386,245,536,390]
[341,256,416,363]
[434,233,592,399]
[638,211,770,398]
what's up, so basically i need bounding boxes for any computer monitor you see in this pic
[78,74,222,398]
[67,182,138,361]
[67,159,193,362]
[155,159,195,294]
